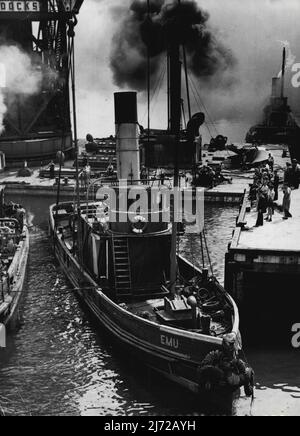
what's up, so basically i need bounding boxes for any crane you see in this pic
[0,0,84,162]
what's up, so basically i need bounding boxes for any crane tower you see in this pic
[0,0,84,163]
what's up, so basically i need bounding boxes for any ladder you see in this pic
[112,237,132,299]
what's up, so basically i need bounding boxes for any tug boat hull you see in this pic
[49,203,245,411]
[0,209,29,330]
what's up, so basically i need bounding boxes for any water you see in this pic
[0,195,299,416]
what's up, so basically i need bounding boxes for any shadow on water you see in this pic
[0,194,298,416]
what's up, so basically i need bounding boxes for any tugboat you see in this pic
[0,187,29,343]
[49,23,254,409]
[50,92,254,409]
[246,47,300,160]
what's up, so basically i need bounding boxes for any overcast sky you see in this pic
[75,0,300,142]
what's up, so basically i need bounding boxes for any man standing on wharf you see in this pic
[282,184,292,220]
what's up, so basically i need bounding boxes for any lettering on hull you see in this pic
[160,335,179,350]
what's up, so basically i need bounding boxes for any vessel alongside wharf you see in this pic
[0,166,249,204]
[0,187,29,333]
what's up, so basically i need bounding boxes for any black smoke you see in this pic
[110,0,236,91]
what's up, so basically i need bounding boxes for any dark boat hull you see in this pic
[49,206,240,409]
[0,222,29,330]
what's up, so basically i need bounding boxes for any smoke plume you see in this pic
[110,0,236,91]
[0,44,42,134]
[75,0,300,141]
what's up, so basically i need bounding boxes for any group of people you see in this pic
[250,154,298,227]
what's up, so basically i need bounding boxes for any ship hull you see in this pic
[0,221,29,330]
[0,135,74,167]
[49,205,241,411]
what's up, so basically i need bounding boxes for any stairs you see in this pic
[112,237,132,299]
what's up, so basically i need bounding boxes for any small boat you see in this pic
[0,187,29,337]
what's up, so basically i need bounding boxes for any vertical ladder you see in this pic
[112,237,132,299]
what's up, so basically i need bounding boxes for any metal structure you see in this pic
[0,0,84,163]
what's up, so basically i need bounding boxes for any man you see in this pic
[273,170,280,201]
[107,161,114,177]
[268,153,274,172]
[48,160,55,180]
[282,184,292,220]
[266,183,275,222]
[255,181,268,227]
[284,162,293,186]
[85,133,98,153]
[291,159,300,189]
[140,165,148,184]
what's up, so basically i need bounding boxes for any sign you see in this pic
[0,1,40,12]
[0,324,6,348]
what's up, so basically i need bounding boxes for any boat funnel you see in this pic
[114,92,140,182]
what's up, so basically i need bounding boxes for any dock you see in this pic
[225,188,300,345]
[0,165,251,203]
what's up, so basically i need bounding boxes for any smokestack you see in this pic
[114,92,140,181]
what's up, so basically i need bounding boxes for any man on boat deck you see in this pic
[85,133,97,149]
[140,166,148,184]
[106,161,114,177]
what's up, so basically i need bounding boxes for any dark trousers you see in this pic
[256,211,264,227]
[284,209,292,218]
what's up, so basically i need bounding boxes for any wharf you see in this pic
[225,188,300,345]
[227,188,300,262]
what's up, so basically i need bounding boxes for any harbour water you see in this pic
[0,195,299,416]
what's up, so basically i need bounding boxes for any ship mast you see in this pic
[281,47,286,99]
[168,10,182,296]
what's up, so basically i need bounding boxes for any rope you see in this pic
[189,76,219,137]
[203,227,214,276]
[189,234,197,277]
[199,232,206,270]
[141,60,167,125]
[188,78,214,139]
[150,63,167,119]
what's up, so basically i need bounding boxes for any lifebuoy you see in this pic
[131,215,147,234]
